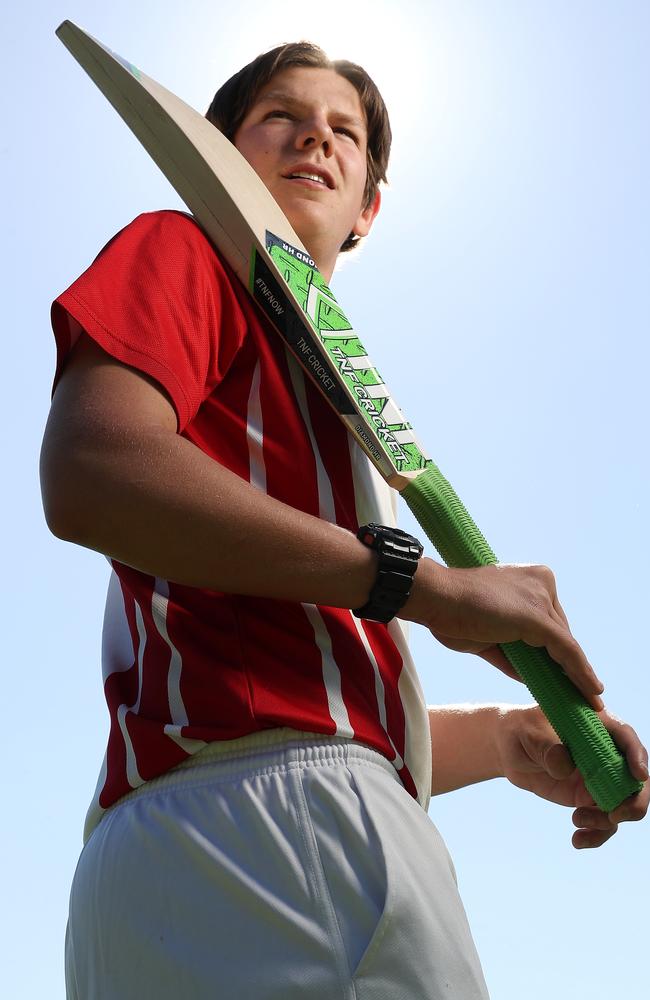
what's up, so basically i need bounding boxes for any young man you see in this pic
[42,43,647,999]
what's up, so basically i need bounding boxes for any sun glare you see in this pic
[200,0,450,143]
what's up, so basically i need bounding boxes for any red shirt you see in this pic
[51,210,431,834]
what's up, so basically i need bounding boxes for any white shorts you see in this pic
[65,729,490,999]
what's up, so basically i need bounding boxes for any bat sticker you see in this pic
[261,232,428,473]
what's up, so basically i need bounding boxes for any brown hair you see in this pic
[205,42,391,253]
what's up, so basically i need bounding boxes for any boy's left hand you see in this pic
[496,705,649,848]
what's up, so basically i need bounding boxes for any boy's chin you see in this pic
[282,205,344,253]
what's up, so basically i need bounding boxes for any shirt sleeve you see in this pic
[50,210,248,430]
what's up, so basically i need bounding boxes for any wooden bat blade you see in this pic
[55,19,430,487]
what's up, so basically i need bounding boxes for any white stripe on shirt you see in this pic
[350,615,404,769]
[246,358,267,492]
[302,603,354,738]
[152,578,208,755]
[117,600,146,788]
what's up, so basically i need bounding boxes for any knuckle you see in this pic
[536,564,556,587]
[558,630,576,652]
[617,797,647,822]
[622,722,639,741]
[548,629,575,660]
[630,801,647,821]
[613,722,638,747]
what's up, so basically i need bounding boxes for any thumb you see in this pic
[538,741,575,780]
[520,710,576,778]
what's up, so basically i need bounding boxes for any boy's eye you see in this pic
[262,111,359,143]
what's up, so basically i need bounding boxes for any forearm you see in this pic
[42,340,604,729]
[428,703,506,795]
[42,419,379,605]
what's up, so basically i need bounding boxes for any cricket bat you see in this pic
[55,19,642,812]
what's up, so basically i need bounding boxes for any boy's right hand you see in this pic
[402,558,605,711]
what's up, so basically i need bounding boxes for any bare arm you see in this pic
[40,333,377,606]
[40,333,605,708]
[428,704,504,795]
[428,703,648,848]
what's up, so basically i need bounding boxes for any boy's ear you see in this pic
[353,189,381,238]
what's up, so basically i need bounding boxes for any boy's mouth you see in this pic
[283,164,334,189]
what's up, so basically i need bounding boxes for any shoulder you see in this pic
[99,209,216,260]
[126,208,208,241]
[92,209,241,298]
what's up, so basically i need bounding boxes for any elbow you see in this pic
[39,438,91,544]
[40,486,78,542]
[40,458,79,542]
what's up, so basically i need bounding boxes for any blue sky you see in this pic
[2,1,648,996]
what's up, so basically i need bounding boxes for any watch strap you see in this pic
[353,523,423,623]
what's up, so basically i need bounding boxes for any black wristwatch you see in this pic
[353,524,424,623]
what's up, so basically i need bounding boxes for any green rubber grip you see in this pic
[402,464,642,813]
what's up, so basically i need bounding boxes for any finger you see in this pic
[543,629,604,711]
[552,595,571,630]
[572,807,616,832]
[572,827,617,850]
[574,782,597,808]
[596,714,650,821]
[518,581,605,708]
[607,783,649,825]
[476,646,523,683]
[600,718,650,783]
[572,807,618,850]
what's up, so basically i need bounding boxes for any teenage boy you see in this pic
[42,42,648,1000]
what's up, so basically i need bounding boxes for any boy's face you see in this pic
[233,66,380,278]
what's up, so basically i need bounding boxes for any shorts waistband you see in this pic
[112,728,400,805]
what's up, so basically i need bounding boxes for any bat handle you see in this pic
[402,464,643,813]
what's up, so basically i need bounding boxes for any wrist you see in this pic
[353,524,423,623]
[492,704,538,780]
[399,557,449,627]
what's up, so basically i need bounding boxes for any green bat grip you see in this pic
[402,464,643,813]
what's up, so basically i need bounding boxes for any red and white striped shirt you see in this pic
[51,210,431,837]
